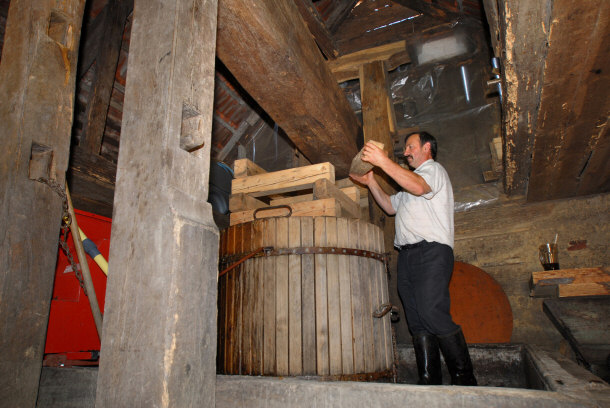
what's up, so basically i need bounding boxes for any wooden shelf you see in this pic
[530,267,610,298]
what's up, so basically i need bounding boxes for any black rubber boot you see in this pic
[412,333,442,385]
[438,328,477,386]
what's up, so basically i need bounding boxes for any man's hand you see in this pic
[349,170,374,186]
[361,142,390,168]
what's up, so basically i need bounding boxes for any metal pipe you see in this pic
[65,185,103,339]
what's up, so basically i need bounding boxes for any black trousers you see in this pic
[397,241,459,336]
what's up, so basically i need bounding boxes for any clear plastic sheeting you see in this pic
[341,19,503,191]
[454,182,500,213]
[241,120,296,173]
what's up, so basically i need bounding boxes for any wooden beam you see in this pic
[359,60,395,154]
[80,0,133,154]
[216,0,360,177]
[499,0,552,195]
[313,178,360,218]
[231,162,335,197]
[328,41,409,83]
[527,0,610,202]
[530,267,610,298]
[325,0,357,34]
[0,1,86,405]
[95,0,219,406]
[293,0,339,60]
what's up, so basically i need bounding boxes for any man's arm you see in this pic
[349,171,396,215]
[361,142,431,196]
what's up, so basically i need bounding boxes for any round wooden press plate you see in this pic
[449,262,513,343]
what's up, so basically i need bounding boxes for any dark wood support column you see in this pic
[0,0,85,406]
[95,0,219,406]
[217,0,360,177]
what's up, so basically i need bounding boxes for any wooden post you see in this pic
[0,0,86,406]
[95,0,219,406]
[217,0,360,177]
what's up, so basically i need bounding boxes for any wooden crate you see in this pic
[229,159,365,226]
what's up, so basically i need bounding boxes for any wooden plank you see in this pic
[337,217,354,374]
[275,218,290,375]
[263,218,276,374]
[300,217,317,375]
[314,217,330,375]
[0,2,86,404]
[293,0,339,60]
[328,41,409,82]
[217,229,227,372]
[527,0,610,201]
[359,60,394,154]
[270,186,359,206]
[230,198,340,226]
[233,224,244,374]
[288,217,303,375]
[217,0,360,177]
[229,193,268,212]
[313,179,360,219]
[378,225,392,369]
[325,217,342,375]
[325,0,358,34]
[225,227,236,373]
[233,158,267,178]
[530,267,610,298]
[231,162,335,197]
[252,221,265,375]
[349,219,365,373]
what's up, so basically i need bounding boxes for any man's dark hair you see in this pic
[406,131,437,160]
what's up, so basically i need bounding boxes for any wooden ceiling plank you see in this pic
[499,0,552,196]
[578,117,610,196]
[217,0,360,177]
[293,0,339,60]
[79,0,133,155]
[527,0,610,201]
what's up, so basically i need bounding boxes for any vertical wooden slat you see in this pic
[275,217,290,375]
[360,221,375,372]
[314,217,330,375]
[349,219,365,373]
[288,217,303,375]
[326,217,342,375]
[242,223,253,374]
[301,217,317,375]
[263,218,276,374]
[378,225,392,369]
[252,220,265,375]
[217,228,227,372]
[225,226,236,373]
[369,223,383,371]
[233,223,244,374]
[337,217,354,374]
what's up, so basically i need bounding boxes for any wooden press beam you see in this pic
[0,0,86,405]
[527,0,610,202]
[216,0,360,177]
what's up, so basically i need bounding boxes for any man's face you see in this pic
[403,134,429,169]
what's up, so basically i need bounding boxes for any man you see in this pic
[350,132,476,386]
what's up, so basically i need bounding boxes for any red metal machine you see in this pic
[44,209,110,366]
